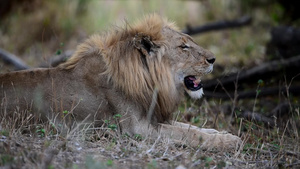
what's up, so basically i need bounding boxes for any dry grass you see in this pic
[1,91,299,168]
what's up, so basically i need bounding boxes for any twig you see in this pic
[232,159,270,165]
[216,79,233,102]
[285,73,300,113]
[230,72,240,122]
[66,113,91,139]
[285,161,300,168]
[265,143,300,157]
[146,134,161,154]
[0,48,30,70]
[182,16,252,35]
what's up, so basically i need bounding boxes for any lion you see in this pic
[0,14,241,150]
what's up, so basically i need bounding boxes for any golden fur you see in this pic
[60,15,178,122]
[0,14,241,149]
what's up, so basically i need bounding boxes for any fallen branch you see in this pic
[266,102,290,117]
[204,55,300,90]
[242,111,275,127]
[182,16,252,35]
[0,48,30,70]
[204,86,300,100]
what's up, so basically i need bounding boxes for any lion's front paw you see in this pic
[187,129,241,150]
[199,132,242,150]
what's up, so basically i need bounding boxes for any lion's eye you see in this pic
[180,44,190,50]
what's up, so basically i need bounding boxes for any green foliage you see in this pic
[243,121,257,131]
[108,124,117,131]
[235,109,242,116]
[191,116,200,124]
[199,156,215,167]
[56,43,64,55]
[123,133,130,138]
[204,157,213,167]
[217,161,226,168]
[104,120,110,124]
[0,130,9,137]
[85,156,105,169]
[178,104,186,113]
[134,134,143,141]
[50,122,56,129]
[113,114,122,119]
[256,89,261,95]
[147,160,157,169]
[48,165,55,169]
[243,143,253,151]
[56,49,62,55]
[0,154,14,166]
[244,41,255,55]
[257,79,264,86]
[102,114,122,131]
[36,125,45,137]
[270,3,284,23]
[106,159,113,167]
[256,79,264,96]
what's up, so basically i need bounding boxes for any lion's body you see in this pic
[0,14,241,149]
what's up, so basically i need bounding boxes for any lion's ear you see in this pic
[133,34,158,56]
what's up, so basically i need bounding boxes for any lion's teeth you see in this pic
[188,76,196,81]
[193,79,201,87]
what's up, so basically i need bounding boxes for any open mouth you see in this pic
[184,76,203,91]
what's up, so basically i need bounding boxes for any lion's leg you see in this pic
[119,113,241,150]
[172,121,219,134]
[158,122,241,150]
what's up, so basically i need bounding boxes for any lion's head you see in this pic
[60,14,215,123]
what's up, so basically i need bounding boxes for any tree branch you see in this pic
[182,16,252,35]
[204,55,300,90]
[0,48,30,70]
[204,86,300,100]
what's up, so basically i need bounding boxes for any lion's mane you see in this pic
[59,14,181,123]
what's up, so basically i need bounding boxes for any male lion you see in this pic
[0,14,241,149]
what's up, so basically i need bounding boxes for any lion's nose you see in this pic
[204,50,216,64]
[206,58,215,64]
[198,49,216,64]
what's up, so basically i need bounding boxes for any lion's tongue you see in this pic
[188,76,200,87]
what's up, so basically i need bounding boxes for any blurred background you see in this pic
[0,0,290,70]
